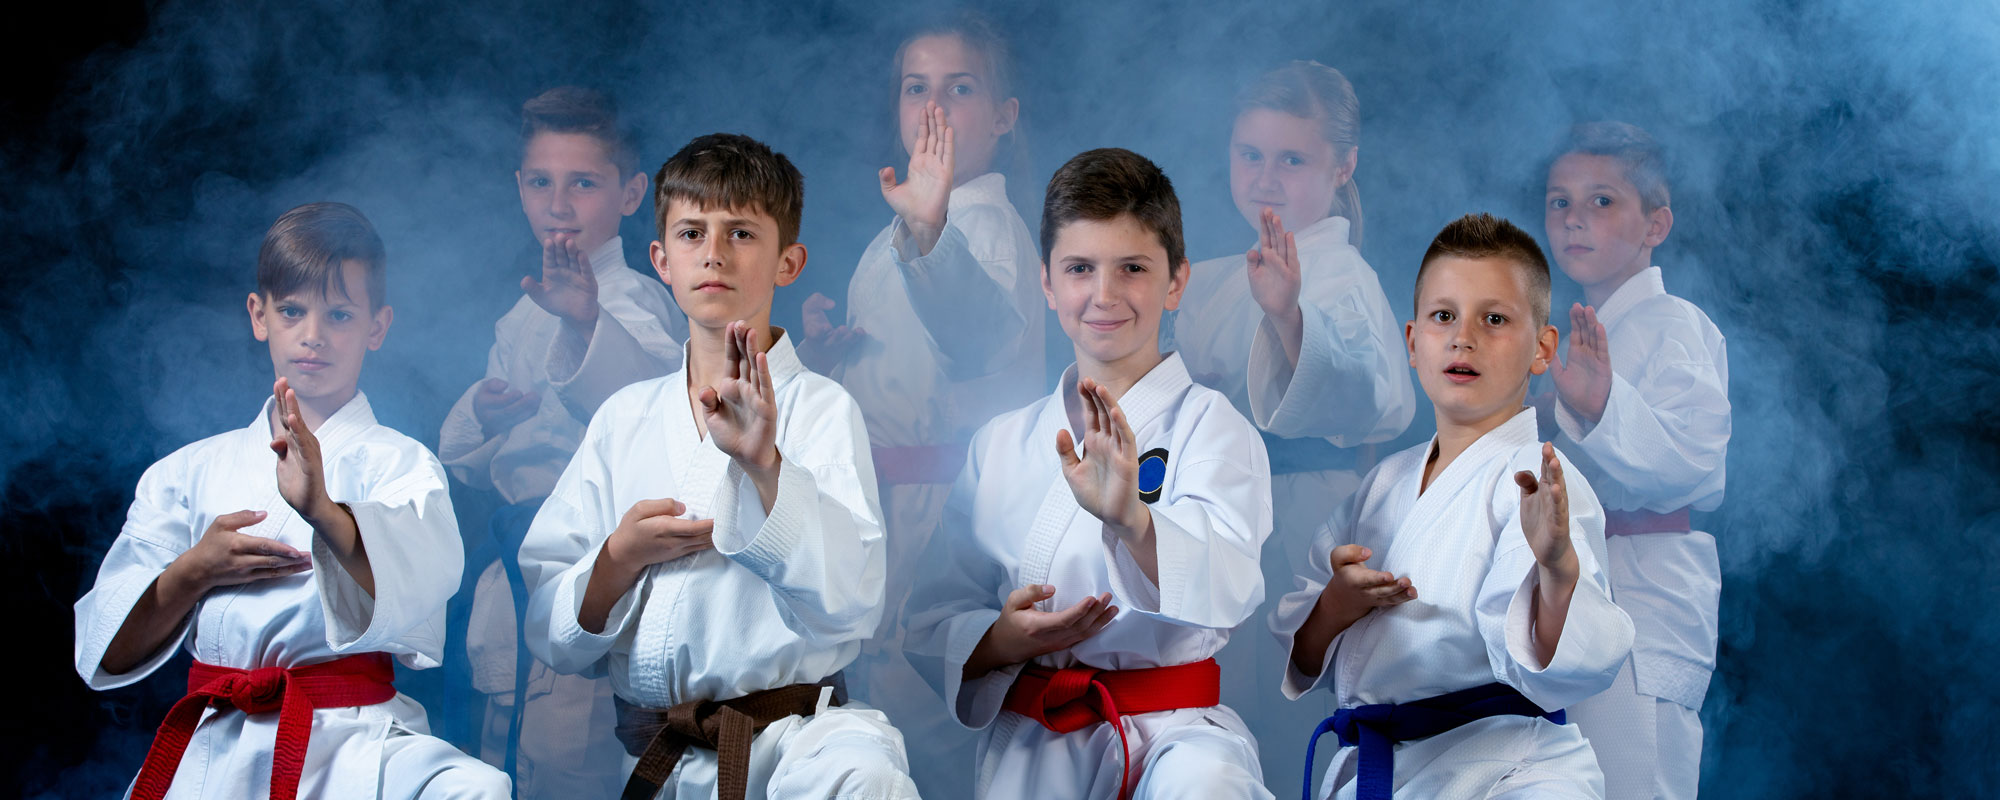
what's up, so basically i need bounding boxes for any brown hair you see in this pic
[1237,60,1364,245]
[1040,148,1185,274]
[521,86,641,179]
[1415,213,1551,326]
[257,202,387,309]
[653,133,805,247]
[1549,121,1671,212]
[891,11,1031,182]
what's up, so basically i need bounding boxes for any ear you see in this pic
[994,96,1020,138]
[248,293,270,342]
[1644,204,1674,249]
[650,239,673,286]
[367,305,394,351]
[1334,146,1358,189]
[1404,319,1418,369]
[1530,323,1560,376]
[1163,259,1191,311]
[620,171,649,217]
[515,169,530,209]
[1041,262,1057,310]
[774,242,808,287]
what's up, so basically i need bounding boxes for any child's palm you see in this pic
[1056,379,1143,530]
[1515,442,1574,569]
[1246,208,1303,320]
[880,102,954,233]
[1550,303,1613,423]
[701,322,780,469]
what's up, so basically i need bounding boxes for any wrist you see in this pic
[737,446,782,478]
[1264,301,1303,332]
[1536,550,1581,589]
[563,307,599,339]
[159,557,208,603]
[596,532,644,584]
[1107,504,1153,543]
[302,494,347,531]
[1315,587,1370,631]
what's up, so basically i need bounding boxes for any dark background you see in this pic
[6,0,1998,796]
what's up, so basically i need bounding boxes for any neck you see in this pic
[1423,398,1526,492]
[1584,258,1650,308]
[685,315,777,389]
[1074,346,1163,401]
[952,166,994,190]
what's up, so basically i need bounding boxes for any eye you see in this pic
[575,178,597,190]
[528,176,550,189]
[1065,262,1092,274]
[1549,197,1569,210]
[330,310,354,323]
[677,228,701,241]
[905,83,927,96]
[1591,195,1612,208]
[1282,155,1305,167]
[1241,150,1262,163]
[279,305,304,319]
[1122,262,1147,273]
[729,229,754,240]
[1485,313,1507,326]
[950,83,974,96]
[1430,309,1453,323]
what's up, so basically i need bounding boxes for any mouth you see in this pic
[1082,318,1129,332]
[693,280,732,293]
[1563,245,1592,255]
[1443,362,1479,384]
[292,358,331,373]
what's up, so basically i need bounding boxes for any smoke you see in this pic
[7,0,1998,795]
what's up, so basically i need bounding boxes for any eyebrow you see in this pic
[673,217,764,229]
[903,72,979,82]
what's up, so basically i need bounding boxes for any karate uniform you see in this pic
[74,393,509,799]
[1172,215,1413,788]
[905,354,1276,800]
[1271,409,1634,799]
[439,234,683,797]
[517,332,918,800]
[1552,268,1729,800]
[832,172,1046,791]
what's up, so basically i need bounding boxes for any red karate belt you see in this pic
[132,652,398,800]
[1606,507,1691,536]
[1001,657,1221,800]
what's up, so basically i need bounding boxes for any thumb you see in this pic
[879,166,898,194]
[698,387,721,413]
[216,509,269,530]
[1514,470,1540,495]
[1331,543,1371,567]
[482,378,510,393]
[520,275,540,295]
[1055,428,1080,468]
[1006,584,1056,610]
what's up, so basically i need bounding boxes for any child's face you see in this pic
[1544,153,1671,291]
[1405,256,1556,430]
[899,34,1018,180]
[1042,213,1189,371]
[1230,108,1354,235]
[650,201,805,332]
[518,132,647,256]
[247,259,392,408]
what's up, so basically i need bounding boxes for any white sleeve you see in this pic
[886,206,1032,381]
[708,390,887,646]
[1268,475,1372,701]
[902,437,1022,730]
[1246,256,1415,446]
[1477,454,1633,711]
[74,453,198,690]
[314,442,462,669]
[439,322,514,491]
[1101,410,1273,629]
[546,278,683,422]
[517,410,636,677]
[1556,330,1729,511]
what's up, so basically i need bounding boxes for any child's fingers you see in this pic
[1005,584,1056,612]
[878,166,898,194]
[1330,543,1371,568]
[1514,469,1540,495]
[1055,428,1080,468]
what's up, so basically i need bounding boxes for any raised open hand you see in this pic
[1514,442,1576,574]
[1246,207,1304,323]
[879,101,955,255]
[522,234,600,333]
[796,293,866,374]
[1056,378,1148,535]
[1548,303,1613,424]
[699,321,781,474]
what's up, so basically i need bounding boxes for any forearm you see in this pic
[578,542,643,634]
[1531,556,1580,666]
[1107,513,1160,587]
[1266,304,1305,369]
[101,562,204,675]
[962,622,1016,681]
[1291,592,1366,678]
[309,501,372,597]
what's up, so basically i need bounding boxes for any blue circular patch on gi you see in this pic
[1138,448,1169,504]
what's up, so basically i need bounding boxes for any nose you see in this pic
[701,233,726,269]
[1250,164,1277,196]
[549,186,575,219]
[1090,273,1118,308]
[1563,205,1584,231]
[1447,320,1474,351]
[300,316,325,349]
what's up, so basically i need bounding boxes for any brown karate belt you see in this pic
[612,675,847,800]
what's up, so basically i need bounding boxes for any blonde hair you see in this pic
[1237,60,1364,246]
[890,11,1030,182]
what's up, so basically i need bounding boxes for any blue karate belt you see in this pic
[1301,682,1564,800]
